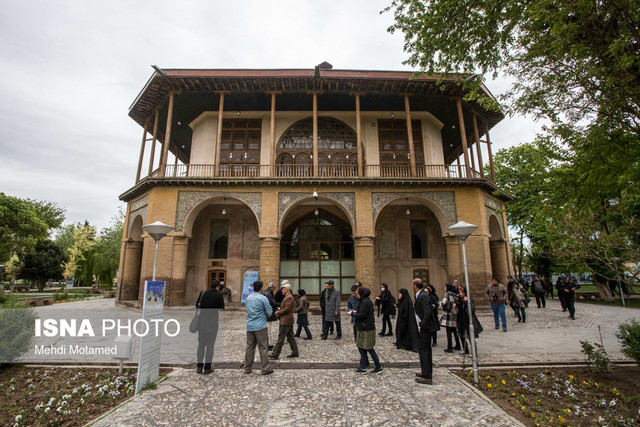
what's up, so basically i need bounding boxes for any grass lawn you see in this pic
[457,366,640,426]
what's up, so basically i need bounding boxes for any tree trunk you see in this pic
[593,277,614,301]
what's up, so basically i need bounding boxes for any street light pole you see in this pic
[460,235,479,386]
[448,220,479,387]
[141,221,174,282]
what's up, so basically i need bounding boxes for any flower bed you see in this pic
[0,366,166,426]
[457,366,640,426]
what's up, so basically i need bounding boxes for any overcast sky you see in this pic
[0,0,541,231]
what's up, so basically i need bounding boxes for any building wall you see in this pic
[117,184,511,306]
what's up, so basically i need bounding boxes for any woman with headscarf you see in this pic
[439,283,461,353]
[375,283,395,336]
[456,287,483,355]
[426,284,440,347]
[394,288,420,352]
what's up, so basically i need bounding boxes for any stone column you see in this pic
[490,240,510,284]
[119,239,143,301]
[168,235,190,307]
[259,236,280,286]
[354,236,376,289]
[446,234,493,305]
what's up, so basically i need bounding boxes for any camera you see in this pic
[492,293,498,302]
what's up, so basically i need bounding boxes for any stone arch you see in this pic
[488,214,505,241]
[373,194,451,237]
[183,195,260,237]
[128,214,145,240]
[278,195,356,236]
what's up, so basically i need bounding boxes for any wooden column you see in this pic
[148,110,160,176]
[404,94,417,177]
[312,92,318,177]
[355,94,363,177]
[468,134,477,171]
[455,98,471,177]
[135,118,150,182]
[213,93,225,177]
[269,92,277,176]
[159,92,175,177]
[472,113,484,178]
[484,120,496,181]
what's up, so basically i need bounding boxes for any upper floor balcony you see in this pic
[122,65,503,200]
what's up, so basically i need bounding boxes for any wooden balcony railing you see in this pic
[153,164,485,180]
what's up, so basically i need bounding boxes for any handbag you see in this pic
[189,312,199,333]
[189,291,203,333]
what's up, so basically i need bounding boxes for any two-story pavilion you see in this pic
[117,63,512,306]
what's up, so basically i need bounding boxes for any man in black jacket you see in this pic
[195,280,225,374]
[413,278,437,384]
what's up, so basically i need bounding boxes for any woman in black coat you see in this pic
[394,288,420,352]
[351,286,383,374]
[426,284,440,347]
[375,283,395,336]
[456,287,483,355]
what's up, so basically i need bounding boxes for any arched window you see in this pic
[276,117,359,176]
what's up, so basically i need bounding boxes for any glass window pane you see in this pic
[287,278,300,293]
[321,260,340,276]
[341,261,355,277]
[320,243,339,259]
[280,261,299,277]
[341,279,355,294]
[301,278,319,295]
[300,261,319,277]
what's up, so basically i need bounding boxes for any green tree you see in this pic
[91,210,124,287]
[20,240,66,291]
[384,0,640,134]
[0,194,48,261]
[493,143,555,278]
[4,254,22,284]
[26,199,65,230]
[62,221,96,285]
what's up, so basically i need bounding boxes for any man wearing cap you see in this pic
[269,282,300,359]
[321,280,342,340]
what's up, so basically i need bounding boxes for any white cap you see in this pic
[281,283,291,289]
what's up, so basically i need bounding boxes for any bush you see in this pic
[616,319,640,365]
[580,340,610,373]
[53,290,69,302]
[0,308,38,364]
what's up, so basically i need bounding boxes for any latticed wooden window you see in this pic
[276,117,358,165]
[377,119,424,165]
[219,119,262,164]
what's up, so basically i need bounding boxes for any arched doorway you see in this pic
[275,117,359,177]
[184,197,260,304]
[279,203,355,298]
[374,198,448,297]
[488,215,509,283]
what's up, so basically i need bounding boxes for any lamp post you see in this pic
[448,220,479,386]
[141,221,174,281]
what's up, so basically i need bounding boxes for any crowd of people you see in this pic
[191,273,578,384]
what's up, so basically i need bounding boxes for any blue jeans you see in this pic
[358,347,381,370]
[491,303,507,328]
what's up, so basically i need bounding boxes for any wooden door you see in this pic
[413,269,430,285]
[209,269,226,287]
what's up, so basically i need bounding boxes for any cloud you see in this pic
[0,0,535,231]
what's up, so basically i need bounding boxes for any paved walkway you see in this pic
[42,299,637,426]
[93,368,517,426]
